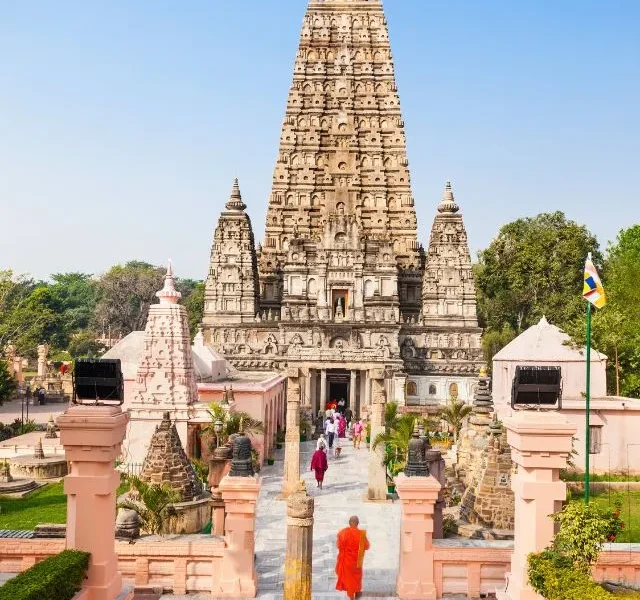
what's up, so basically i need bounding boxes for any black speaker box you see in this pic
[73,359,124,405]
[511,365,562,409]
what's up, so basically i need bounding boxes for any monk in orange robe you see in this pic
[335,515,370,599]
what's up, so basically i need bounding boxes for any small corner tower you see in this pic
[422,182,480,331]
[203,179,260,330]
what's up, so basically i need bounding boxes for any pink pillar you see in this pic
[216,474,261,597]
[395,473,442,600]
[57,405,129,600]
[504,412,576,600]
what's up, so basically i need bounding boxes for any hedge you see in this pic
[528,550,611,600]
[0,550,90,600]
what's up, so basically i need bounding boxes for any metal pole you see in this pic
[585,301,592,504]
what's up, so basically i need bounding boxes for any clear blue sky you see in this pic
[1,1,638,281]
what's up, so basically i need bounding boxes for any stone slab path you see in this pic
[163,439,401,599]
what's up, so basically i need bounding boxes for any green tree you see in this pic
[439,397,472,444]
[481,324,516,370]
[566,225,640,397]
[46,273,98,349]
[182,281,205,339]
[93,261,165,336]
[477,212,601,335]
[0,274,58,357]
[0,360,17,405]
[67,330,106,358]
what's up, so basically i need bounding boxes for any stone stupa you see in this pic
[139,412,204,503]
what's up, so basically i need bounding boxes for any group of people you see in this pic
[310,400,367,490]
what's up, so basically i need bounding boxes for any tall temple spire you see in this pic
[226,178,247,211]
[156,260,182,305]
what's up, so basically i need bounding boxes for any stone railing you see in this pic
[432,540,512,598]
[2,538,638,598]
[0,536,226,595]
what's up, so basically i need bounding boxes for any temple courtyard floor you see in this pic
[160,440,475,600]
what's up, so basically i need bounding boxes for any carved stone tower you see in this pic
[126,262,198,464]
[203,0,483,416]
[422,182,480,331]
[204,179,260,326]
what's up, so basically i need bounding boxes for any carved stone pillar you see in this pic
[503,412,575,600]
[284,481,314,600]
[395,473,441,599]
[57,405,129,600]
[283,371,301,497]
[367,371,388,501]
[320,369,327,410]
[349,370,357,413]
[217,473,261,597]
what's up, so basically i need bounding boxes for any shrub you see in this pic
[528,550,611,600]
[0,549,90,600]
[552,501,623,571]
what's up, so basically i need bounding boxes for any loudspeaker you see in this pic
[73,359,124,405]
[511,366,562,410]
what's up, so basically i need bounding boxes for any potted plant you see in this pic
[276,428,285,450]
[266,455,275,466]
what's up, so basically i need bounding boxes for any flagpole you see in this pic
[585,300,592,505]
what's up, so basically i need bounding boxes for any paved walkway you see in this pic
[0,397,69,425]
[162,438,401,600]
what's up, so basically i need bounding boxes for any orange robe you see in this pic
[335,526,370,597]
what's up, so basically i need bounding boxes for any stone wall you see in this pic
[4,538,639,597]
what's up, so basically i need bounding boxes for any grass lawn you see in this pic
[0,480,131,530]
[0,482,67,529]
[569,490,640,543]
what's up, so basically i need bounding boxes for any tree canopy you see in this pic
[476,212,602,335]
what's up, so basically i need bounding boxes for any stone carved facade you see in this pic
[203,0,483,412]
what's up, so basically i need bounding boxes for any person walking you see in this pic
[325,416,336,452]
[352,419,363,449]
[310,445,329,489]
[337,413,347,438]
[317,434,328,452]
[336,515,370,599]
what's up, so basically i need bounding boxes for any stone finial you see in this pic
[156,260,182,305]
[34,438,45,460]
[229,427,254,477]
[405,420,429,477]
[437,180,460,214]
[225,178,247,211]
[44,415,58,439]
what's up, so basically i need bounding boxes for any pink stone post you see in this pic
[395,473,442,600]
[217,474,261,597]
[504,412,576,600]
[57,405,129,600]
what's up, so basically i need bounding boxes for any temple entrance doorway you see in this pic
[327,369,350,412]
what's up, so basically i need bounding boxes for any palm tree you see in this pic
[117,476,180,535]
[373,413,417,479]
[438,396,473,444]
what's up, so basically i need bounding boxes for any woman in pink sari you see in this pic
[337,413,347,438]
